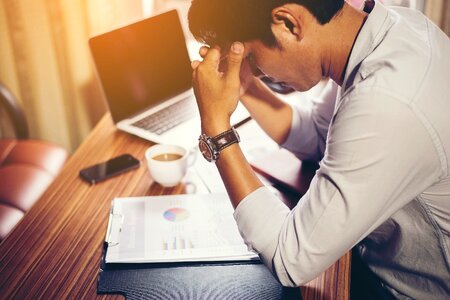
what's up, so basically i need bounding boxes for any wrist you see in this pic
[201,119,231,137]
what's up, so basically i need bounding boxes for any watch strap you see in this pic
[213,127,240,151]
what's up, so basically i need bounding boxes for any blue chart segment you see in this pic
[163,207,190,222]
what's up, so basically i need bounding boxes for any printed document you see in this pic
[105,193,259,263]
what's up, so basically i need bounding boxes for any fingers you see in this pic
[199,46,224,72]
[202,46,221,66]
[199,46,209,58]
[199,46,224,59]
[192,46,209,71]
[199,46,228,72]
[192,43,244,82]
[191,60,201,70]
[225,42,245,82]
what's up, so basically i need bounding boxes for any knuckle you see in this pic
[228,56,241,64]
[197,63,206,72]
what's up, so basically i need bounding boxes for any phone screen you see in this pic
[79,154,140,184]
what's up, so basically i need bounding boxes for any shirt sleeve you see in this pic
[234,90,442,286]
[281,80,338,161]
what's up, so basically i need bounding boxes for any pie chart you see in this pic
[163,207,190,222]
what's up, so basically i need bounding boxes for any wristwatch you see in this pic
[198,127,240,162]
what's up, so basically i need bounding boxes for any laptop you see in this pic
[89,9,249,149]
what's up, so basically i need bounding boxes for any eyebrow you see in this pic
[246,53,265,77]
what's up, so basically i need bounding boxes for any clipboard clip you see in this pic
[105,210,124,247]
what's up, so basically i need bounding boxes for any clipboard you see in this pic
[98,195,301,299]
[97,240,300,299]
[103,194,259,264]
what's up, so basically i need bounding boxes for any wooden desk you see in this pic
[0,114,350,299]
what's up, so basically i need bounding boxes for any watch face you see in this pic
[199,139,214,162]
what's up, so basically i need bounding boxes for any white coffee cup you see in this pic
[145,144,196,187]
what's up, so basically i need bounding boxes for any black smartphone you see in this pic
[79,154,140,184]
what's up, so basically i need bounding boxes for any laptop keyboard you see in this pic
[131,97,197,135]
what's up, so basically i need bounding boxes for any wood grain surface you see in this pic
[0,114,350,299]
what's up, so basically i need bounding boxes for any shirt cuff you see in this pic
[234,187,290,267]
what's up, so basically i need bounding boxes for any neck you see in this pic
[321,2,367,86]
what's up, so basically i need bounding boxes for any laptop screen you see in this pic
[89,10,192,123]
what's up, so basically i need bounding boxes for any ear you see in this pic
[271,7,302,40]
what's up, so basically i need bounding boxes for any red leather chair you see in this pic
[0,83,67,242]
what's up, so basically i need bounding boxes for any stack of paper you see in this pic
[105,193,259,263]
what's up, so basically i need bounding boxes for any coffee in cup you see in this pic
[152,153,183,162]
[145,144,196,187]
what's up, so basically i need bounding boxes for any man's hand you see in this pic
[198,45,256,98]
[191,42,245,136]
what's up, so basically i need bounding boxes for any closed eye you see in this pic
[246,53,266,77]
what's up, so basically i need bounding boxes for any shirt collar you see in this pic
[341,0,393,92]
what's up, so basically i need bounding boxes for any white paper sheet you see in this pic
[105,193,259,263]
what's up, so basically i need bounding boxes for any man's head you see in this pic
[188,0,345,48]
[188,0,347,91]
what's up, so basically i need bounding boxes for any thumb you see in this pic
[225,42,245,82]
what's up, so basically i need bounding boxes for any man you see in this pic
[188,0,450,298]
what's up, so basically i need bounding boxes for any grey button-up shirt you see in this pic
[234,1,450,298]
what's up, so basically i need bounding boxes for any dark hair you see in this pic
[188,0,345,47]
